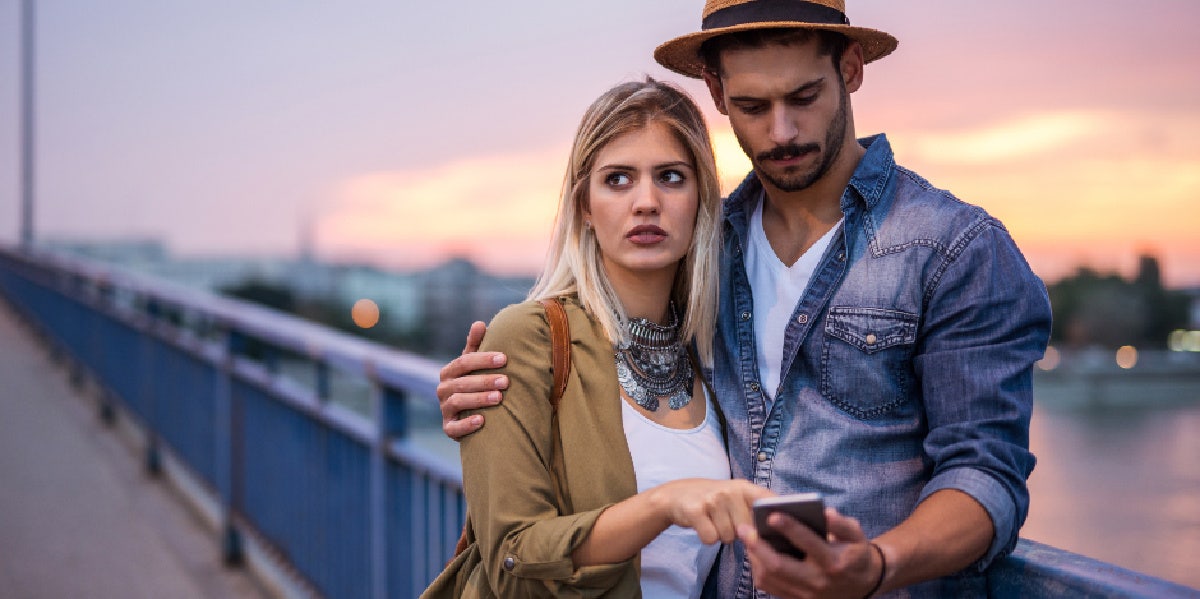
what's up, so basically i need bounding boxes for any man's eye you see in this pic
[790,95,818,106]
[660,169,686,184]
[605,172,631,186]
[736,104,767,115]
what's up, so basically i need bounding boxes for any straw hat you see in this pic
[655,0,898,78]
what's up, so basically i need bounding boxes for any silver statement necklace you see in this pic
[615,304,694,411]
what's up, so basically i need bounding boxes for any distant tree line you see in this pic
[1047,255,1189,349]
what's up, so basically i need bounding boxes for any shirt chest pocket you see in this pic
[820,307,918,419]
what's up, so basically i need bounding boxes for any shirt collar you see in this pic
[843,133,894,213]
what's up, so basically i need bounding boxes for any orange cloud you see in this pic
[906,111,1115,165]
[320,146,568,273]
[890,108,1200,285]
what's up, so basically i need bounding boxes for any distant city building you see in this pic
[1185,288,1200,330]
[419,258,535,358]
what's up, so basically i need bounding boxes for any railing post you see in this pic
[217,326,243,565]
[143,297,162,477]
[370,377,409,599]
[315,361,330,403]
[91,278,114,425]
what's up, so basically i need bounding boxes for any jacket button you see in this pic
[741,311,751,321]
[757,451,768,462]
[750,382,760,391]
[503,556,515,571]
[796,313,809,324]
[865,333,877,345]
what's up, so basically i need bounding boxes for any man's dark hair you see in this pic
[700,28,849,78]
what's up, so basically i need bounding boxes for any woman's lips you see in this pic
[627,224,667,245]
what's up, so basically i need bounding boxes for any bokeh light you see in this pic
[351,299,380,329]
[1037,346,1061,371]
[1115,345,1138,369]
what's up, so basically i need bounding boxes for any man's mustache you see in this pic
[758,143,819,162]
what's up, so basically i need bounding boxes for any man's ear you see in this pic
[840,42,865,93]
[701,69,729,115]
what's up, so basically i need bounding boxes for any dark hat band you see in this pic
[703,0,849,31]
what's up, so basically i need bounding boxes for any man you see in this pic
[438,1,1051,597]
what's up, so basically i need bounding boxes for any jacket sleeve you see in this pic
[913,221,1051,571]
[460,301,633,597]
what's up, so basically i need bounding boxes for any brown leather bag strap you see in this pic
[539,297,573,514]
[539,297,572,411]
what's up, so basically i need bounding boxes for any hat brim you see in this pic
[654,22,898,79]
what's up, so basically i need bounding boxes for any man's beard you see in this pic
[740,86,849,193]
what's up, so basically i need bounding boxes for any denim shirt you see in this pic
[708,135,1052,598]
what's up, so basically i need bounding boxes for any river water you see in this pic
[1023,400,1200,589]
[409,391,1200,590]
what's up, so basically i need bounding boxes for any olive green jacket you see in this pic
[422,297,642,598]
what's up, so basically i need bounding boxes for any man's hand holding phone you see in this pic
[740,493,887,599]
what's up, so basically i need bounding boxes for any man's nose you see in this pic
[769,105,798,145]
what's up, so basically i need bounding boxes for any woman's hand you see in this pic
[649,479,776,544]
[574,478,774,567]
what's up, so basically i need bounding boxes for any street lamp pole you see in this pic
[20,0,35,252]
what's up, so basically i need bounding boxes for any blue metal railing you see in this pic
[0,247,463,598]
[0,246,1195,599]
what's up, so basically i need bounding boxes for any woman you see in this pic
[423,78,770,598]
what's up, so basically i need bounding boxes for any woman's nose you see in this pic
[631,178,661,215]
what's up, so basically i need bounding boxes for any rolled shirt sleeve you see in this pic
[913,221,1052,569]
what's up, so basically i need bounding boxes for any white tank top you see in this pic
[621,388,730,599]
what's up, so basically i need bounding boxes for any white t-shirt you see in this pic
[621,388,729,599]
[745,193,842,403]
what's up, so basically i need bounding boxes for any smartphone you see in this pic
[752,492,827,560]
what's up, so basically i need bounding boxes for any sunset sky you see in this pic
[0,0,1197,286]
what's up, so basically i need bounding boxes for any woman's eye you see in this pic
[660,169,686,184]
[605,172,631,186]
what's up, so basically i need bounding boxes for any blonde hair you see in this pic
[528,78,721,365]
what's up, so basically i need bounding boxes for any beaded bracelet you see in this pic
[861,542,887,599]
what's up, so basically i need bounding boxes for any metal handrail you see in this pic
[1,246,1195,598]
